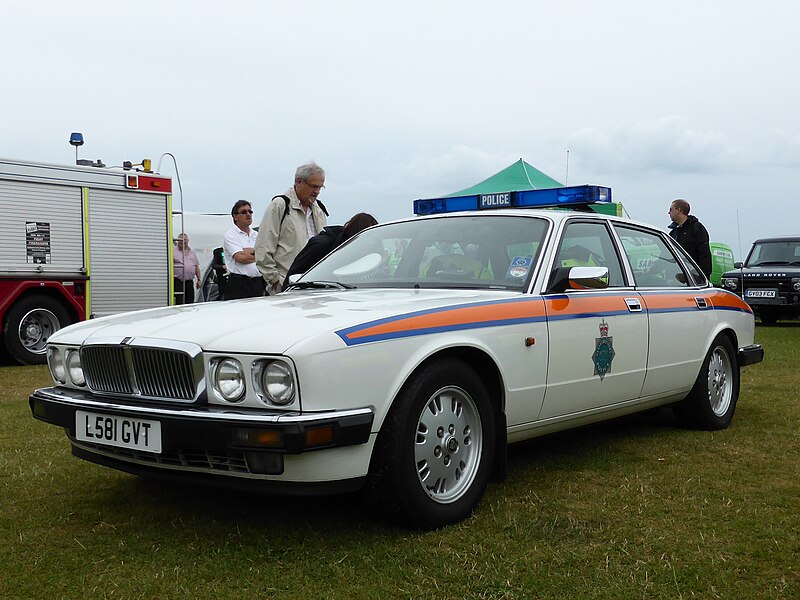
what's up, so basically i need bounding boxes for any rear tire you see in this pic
[365,358,496,529]
[673,334,739,430]
[758,308,779,325]
[3,295,70,365]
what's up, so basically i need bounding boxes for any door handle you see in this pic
[625,297,642,312]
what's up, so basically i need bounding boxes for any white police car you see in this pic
[31,185,763,528]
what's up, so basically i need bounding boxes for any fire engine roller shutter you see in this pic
[0,180,84,274]
[87,188,170,317]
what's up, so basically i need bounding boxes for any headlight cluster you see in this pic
[209,357,296,407]
[47,346,86,387]
[722,277,739,290]
[212,358,246,402]
[792,278,800,292]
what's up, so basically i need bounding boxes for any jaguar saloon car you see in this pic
[30,185,763,528]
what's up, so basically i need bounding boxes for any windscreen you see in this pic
[746,240,800,267]
[299,215,550,291]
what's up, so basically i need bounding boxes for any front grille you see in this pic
[82,345,198,401]
[131,347,196,400]
[83,346,133,394]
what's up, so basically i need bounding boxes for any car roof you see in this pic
[394,207,655,230]
[752,236,800,243]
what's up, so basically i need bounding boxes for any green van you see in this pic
[709,242,735,287]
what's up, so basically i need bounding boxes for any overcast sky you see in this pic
[3,1,798,258]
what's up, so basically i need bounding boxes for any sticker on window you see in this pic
[507,256,532,278]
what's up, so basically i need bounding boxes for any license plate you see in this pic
[76,410,162,453]
[746,289,777,298]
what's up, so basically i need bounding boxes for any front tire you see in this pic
[3,295,70,365]
[366,358,496,529]
[673,334,739,430]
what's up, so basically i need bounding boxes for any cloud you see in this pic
[762,131,800,168]
[565,117,745,177]
[336,146,523,199]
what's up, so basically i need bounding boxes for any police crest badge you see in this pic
[592,319,615,380]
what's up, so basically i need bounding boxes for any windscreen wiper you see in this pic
[285,280,356,290]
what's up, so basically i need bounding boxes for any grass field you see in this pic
[1,326,798,599]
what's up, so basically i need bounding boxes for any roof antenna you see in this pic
[736,208,743,262]
[520,157,534,188]
[565,149,570,186]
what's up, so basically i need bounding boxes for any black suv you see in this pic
[721,236,800,324]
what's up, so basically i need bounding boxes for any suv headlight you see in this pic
[255,360,295,406]
[792,277,800,291]
[722,277,738,290]
[65,349,86,386]
[211,358,246,402]
[47,347,66,384]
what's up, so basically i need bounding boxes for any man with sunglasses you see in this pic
[223,199,265,300]
[255,162,328,294]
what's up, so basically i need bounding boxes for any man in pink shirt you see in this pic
[173,233,201,304]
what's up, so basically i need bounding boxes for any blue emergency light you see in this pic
[413,184,612,216]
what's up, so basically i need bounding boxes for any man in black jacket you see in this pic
[668,198,712,278]
[283,213,377,289]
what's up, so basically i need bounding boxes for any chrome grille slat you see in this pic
[82,344,197,402]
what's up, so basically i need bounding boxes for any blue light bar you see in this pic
[413,185,612,215]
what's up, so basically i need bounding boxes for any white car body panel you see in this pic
[32,205,762,497]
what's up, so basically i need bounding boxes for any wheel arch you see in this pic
[1,286,80,327]
[717,327,738,356]
[393,345,508,482]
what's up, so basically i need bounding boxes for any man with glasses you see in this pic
[255,162,329,294]
[223,199,265,300]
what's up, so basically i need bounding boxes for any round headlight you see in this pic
[723,279,737,290]
[793,281,800,291]
[66,350,86,386]
[213,358,245,402]
[47,347,66,384]
[260,361,295,405]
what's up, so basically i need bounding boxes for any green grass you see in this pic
[2,326,799,599]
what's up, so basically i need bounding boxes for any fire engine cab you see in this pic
[0,154,174,365]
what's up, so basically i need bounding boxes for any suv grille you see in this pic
[82,345,198,401]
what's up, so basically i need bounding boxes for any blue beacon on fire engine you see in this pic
[413,184,612,215]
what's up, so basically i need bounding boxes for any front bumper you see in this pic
[738,344,765,367]
[746,297,798,306]
[30,387,374,475]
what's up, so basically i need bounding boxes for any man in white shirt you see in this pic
[223,200,265,300]
[255,162,329,294]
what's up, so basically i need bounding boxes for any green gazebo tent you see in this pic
[448,158,621,216]
[447,158,564,197]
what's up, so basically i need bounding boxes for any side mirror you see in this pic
[287,273,303,286]
[548,266,609,293]
[734,261,743,269]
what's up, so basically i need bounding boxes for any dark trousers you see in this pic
[174,278,194,305]
[226,274,265,300]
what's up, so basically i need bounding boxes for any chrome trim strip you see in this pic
[83,336,203,358]
[33,387,373,424]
